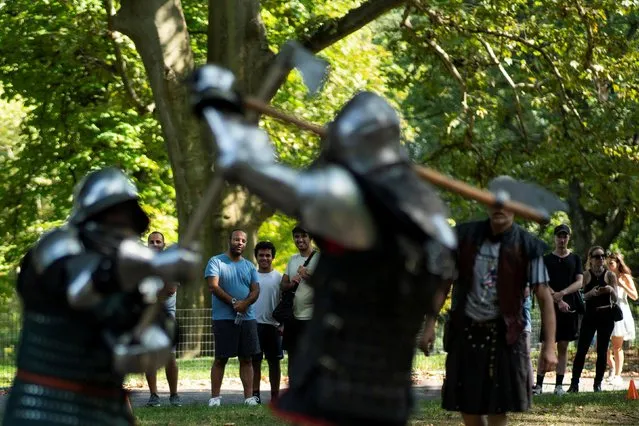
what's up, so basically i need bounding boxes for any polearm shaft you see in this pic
[244,97,327,136]
[243,95,549,224]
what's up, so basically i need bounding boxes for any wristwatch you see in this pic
[231,298,237,305]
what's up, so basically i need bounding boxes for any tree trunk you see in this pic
[114,0,272,356]
[113,0,409,356]
[568,179,627,260]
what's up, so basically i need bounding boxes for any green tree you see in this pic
[382,1,639,257]
[0,0,407,353]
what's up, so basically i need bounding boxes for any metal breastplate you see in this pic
[3,312,130,425]
[16,311,121,386]
[286,244,434,423]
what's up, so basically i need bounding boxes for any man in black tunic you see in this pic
[533,224,583,396]
[2,167,198,425]
[192,65,457,425]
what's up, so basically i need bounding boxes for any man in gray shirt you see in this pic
[144,231,181,407]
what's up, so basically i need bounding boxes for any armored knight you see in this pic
[2,167,199,426]
[192,66,456,425]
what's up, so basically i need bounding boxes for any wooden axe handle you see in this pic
[412,166,548,223]
[244,97,327,137]
[242,97,549,224]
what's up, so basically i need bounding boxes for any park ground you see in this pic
[124,352,639,425]
[1,352,638,425]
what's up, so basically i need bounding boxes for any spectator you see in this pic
[441,206,557,426]
[280,225,319,375]
[523,285,533,389]
[533,224,583,396]
[606,252,637,385]
[567,246,618,393]
[251,241,284,403]
[205,229,261,406]
[144,231,182,407]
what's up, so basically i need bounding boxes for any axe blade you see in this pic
[280,41,329,95]
[488,175,568,217]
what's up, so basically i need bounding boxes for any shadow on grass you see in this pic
[412,391,639,426]
[134,391,639,426]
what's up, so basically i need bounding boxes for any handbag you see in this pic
[611,300,624,322]
[273,250,316,323]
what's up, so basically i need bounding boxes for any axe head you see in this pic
[190,65,244,117]
[488,176,568,219]
[278,41,329,95]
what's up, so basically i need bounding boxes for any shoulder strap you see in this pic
[303,250,317,267]
[289,250,317,293]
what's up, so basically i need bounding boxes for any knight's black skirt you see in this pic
[442,317,532,415]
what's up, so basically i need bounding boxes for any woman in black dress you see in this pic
[567,246,618,392]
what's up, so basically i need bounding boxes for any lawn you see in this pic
[134,392,639,425]
[124,352,448,386]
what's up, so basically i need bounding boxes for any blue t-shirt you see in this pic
[204,254,259,321]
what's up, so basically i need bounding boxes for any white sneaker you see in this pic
[532,385,542,395]
[553,385,566,396]
[208,397,221,407]
[611,375,623,386]
[244,396,259,406]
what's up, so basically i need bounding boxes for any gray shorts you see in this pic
[212,319,260,360]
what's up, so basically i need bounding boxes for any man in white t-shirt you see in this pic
[280,225,319,377]
[144,231,181,407]
[251,241,283,403]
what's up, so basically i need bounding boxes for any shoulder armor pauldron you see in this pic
[298,165,377,250]
[32,226,84,274]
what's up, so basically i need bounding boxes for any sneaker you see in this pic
[553,385,566,396]
[244,396,259,406]
[252,394,262,404]
[611,375,623,386]
[169,394,182,407]
[532,385,543,395]
[208,396,221,407]
[145,393,161,407]
[567,384,579,393]
[593,382,602,392]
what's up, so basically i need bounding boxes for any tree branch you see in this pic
[412,2,585,129]
[104,0,154,114]
[301,0,407,53]
[599,206,628,249]
[479,37,528,141]
[574,1,595,70]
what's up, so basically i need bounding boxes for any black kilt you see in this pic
[442,317,531,415]
[540,309,579,343]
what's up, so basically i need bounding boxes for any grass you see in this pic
[123,353,448,386]
[134,392,639,425]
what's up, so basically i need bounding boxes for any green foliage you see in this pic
[257,214,300,272]
[2,0,638,293]
[0,0,176,271]
[381,2,639,239]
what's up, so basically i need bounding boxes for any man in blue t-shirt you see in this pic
[204,229,261,407]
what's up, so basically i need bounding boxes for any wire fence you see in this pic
[1,306,638,388]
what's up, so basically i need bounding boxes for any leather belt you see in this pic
[17,369,124,399]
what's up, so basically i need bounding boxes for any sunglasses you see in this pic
[591,254,605,260]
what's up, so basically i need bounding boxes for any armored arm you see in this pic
[194,66,377,250]
[32,227,198,309]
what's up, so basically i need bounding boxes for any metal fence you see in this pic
[2,306,638,388]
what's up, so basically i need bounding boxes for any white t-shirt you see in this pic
[285,252,320,320]
[253,270,283,326]
[465,241,548,321]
